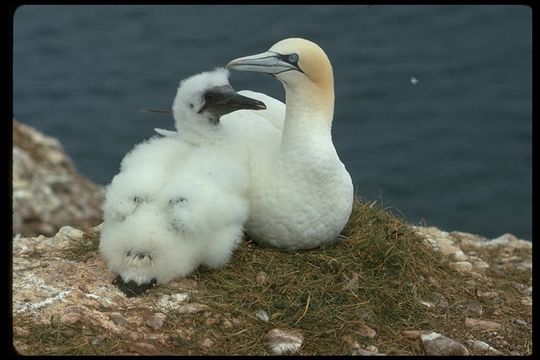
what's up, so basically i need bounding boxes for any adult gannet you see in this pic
[99,68,266,296]
[224,38,354,250]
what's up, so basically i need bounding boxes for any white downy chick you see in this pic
[99,68,266,297]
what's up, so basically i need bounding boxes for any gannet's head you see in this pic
[172,68,266,128]
[226,38,333,95]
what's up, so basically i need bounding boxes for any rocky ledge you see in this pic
[12,223,531,355]
[12,119,105,237]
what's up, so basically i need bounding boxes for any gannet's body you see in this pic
[99,68,265,296]
[225,38,354,250]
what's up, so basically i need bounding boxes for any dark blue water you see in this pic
[13,5,532,240]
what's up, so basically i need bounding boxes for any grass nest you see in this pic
[169,197,462,355]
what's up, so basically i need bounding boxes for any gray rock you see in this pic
[464,300,483,315]
[467,340,503,355]
[146,313,166,330]
[421,331,469,356]
[464,317,502,332]
[355,324,377,338]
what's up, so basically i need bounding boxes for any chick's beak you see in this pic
[199,85,266,120]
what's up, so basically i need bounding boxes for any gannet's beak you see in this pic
[226,51,300,74]
[199,85,266,120]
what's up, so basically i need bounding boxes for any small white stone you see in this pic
[467,340,502,354]
[452,261,473,273]
[452,250,468,261]
[255,310,270,322]
[366,345,378,353]
[58,226,84,239]
[419,300,435,309]
[156,293,189,308]
[472,261,490,270]
[263,328,303,355]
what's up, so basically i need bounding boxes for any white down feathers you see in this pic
[99,68,250,291]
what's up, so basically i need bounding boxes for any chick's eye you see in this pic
[169,197,187,206]
[288,53,299,64]
[133,196,145,204]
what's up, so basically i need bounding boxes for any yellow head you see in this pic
[226,38,334,99]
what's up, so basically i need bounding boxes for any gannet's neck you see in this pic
[280,81,334,152]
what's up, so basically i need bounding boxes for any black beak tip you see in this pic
[113,275,157,298]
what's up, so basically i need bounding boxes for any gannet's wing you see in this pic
[154,128,178,137]
[237,90,285,131]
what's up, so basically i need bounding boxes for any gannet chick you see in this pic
[224,38,354,250]
[99,68,266,297]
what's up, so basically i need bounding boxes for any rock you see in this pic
[355,324,377,338]
[464,301,483,315]
[464,317,502,332]
[513,319,527,327]
[452,261,473,273]
[477,290,498,300]
[12,119,105,237]
[156,293,189,309]
[432,292,449,309]
[520,297,532,306]
[402,330,423,339]
[365,345,378,353]
[486,234,532,255]
[129,342,157,354]
[109,312,129,326]
[472,260,490,270]
[176,303,210,314]
[352,347,385,356]
[467,340,503,355]
[255,310,270,322]
[263,328,303,355]
[421,331,469,356]
[146,313,167,331]
[256,271,269,285]
[451,249,468,261]
[200,338,215,349]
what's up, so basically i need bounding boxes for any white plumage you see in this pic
[224,38,354,250]
[99,68,265,296]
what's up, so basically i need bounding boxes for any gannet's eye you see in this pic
[189,103,194,109]
[287,53,299,64]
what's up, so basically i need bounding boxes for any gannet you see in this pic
[99,68,266,296]
[224,38,354,250]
